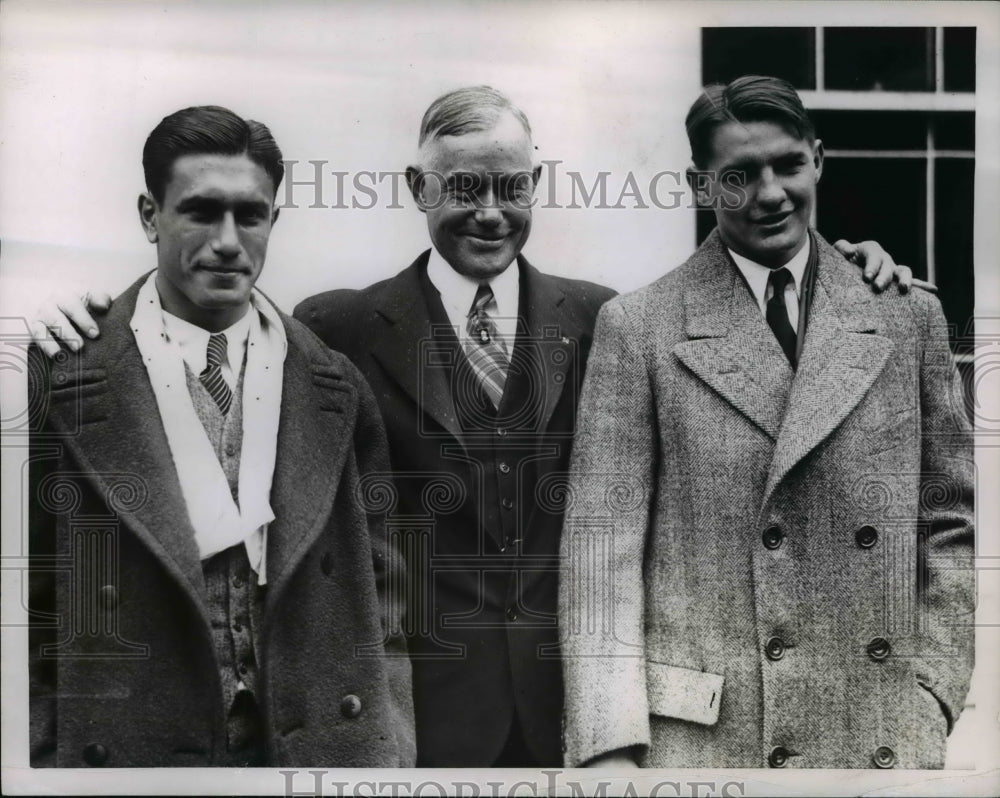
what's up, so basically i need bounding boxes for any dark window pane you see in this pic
[825,28,934,91]
[811,110,927,150]
[935,112,975,151]
[935,158,975,346]
[703,28,815,89]
[817,157,926,278]
[944,28,976,92]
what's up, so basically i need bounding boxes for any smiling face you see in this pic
[408,112,539,280]
[700,119,823,268]
[138,153,278,331]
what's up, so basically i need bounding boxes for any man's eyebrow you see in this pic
[175,195,271,213]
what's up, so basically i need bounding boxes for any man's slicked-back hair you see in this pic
[417,85,533,149]
[685,75,815,168]
[142,105,284,202]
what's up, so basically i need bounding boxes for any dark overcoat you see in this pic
[29,275,415,767]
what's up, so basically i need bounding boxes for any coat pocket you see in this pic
[646,661,724,726]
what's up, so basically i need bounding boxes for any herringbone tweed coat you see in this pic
[559,230,974,769]
[29,274,415,767]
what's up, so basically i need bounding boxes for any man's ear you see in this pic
[138,193,158,243]
[686,166,713,208]
[812,139,824,183]
[405,166,427,213]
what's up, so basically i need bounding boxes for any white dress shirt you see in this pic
[161,307,252,389]
[426,247,520,355]
[728,238,810,331]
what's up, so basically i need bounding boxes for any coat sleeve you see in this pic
[914,291,975,733]
[352,367,417,764]
[558,298,657,767]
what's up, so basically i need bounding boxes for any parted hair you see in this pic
[685,75,815,168]
[142,105,284,202]
[417,86,532,149]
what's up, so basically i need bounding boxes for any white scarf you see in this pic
[130,272,287,584]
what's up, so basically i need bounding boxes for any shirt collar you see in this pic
[727,237,811,311]
[425,246,520,322]
[160,301,253,375]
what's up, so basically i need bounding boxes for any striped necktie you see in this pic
[465,282,510,409]
[200,332,233,414]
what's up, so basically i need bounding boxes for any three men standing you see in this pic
[559,76,974,769]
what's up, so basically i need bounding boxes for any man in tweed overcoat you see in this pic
[559,76,975,769]
[28,106,415,767]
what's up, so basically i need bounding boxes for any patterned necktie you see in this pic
[200,332,233,414]
[766,267,797,368]
[465,282,510,409]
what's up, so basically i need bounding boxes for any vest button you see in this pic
[498,462,511,474]
[496,427,507,437]
[226,444,237,457]
[855,525,878,549]
[872,746,896,768]
[83,743,109,766]
[765,636,786,661]
[867,637,891,661]
[340,694,363,719]
[232,574,244,588]
[762,525,784,550]
[768,746,790,768]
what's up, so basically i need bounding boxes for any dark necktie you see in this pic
[465,282,510,408]
[766,267,797,368]
[200,332,233,414]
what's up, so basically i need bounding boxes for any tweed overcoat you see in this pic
[29,274,416,767]
[294,253,616,766]
[559,230,974,769]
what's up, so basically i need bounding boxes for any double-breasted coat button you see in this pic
[768,746,790,768]
[340,694,362,719]
[321,552,335,576]
[855,525,879,549]
[83,742,109,766]
[765,636,786,661]
[762,525,784,550]
[867,637,891,661]
[498,462,511,474]
[872,746,896,768]
[501,498,513,510]
[98,585,117,609]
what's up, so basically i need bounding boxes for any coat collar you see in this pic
[672,231,894,507]
[369,251,582,441]
[44,275,354,618]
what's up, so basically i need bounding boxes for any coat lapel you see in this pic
[672,233,793,440]
[46,281,207,610]
[761,238,895,507]
[519,258,581,434]
[370,254,462,441]
[264,325,356,605]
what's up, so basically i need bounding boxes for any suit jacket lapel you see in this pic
[370,254,462,441]
[47,281,207,609]
[761,238,895,507]
[519,258,581,434]
[672,234,793,440]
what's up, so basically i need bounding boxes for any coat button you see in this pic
[321,552,335,576]
[872,745,896,768]
[498,462,511,474]
[867,637,891,661]
[496,427,507,437]
[761,525,784,550]
[764,636,786,661]
[768,746,790,768]
[506,606,518,621]
[855,525,878,549]
[501,498,513,510]
[340,694,362,719]
[83,743,109,766]
[232,574,244,588]
[98,585,117,609]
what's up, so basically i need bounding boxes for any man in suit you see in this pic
[27,86,911,768]
[559,76,974,769]
[28,106,414,767]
